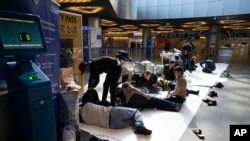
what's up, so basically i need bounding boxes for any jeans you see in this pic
[182,55,191,72]
[141,86,162,94]
[109,107,144,131]
[128,94,177,111]
[164,95,186,104]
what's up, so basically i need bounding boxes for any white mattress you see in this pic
[79,63,229,141]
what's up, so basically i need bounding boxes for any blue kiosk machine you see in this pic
[0,11,57,141]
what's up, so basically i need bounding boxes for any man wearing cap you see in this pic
[78,56,122,106]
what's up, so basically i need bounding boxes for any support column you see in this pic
[142,28,152,60]
[88,16,102,58]
[208,25,220,57]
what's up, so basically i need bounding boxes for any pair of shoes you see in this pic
[214,82,224,88]
[207,100,217,106]
[135,125,152,135]
[202,96,217,106]
[224,73,233,78]
[192,128,205,139]
[202,96,213,103]
[175,103,182,112]
[208,91,218,97]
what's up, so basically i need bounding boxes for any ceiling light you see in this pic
[101,23,117,26]
[219,20,245,24]
[66,6,103,14]
[101,19,115,24]
[183,21,207,25]
[107,28,123,32]
[140,24,160,27]
[120,25,137,28]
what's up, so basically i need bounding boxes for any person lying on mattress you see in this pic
[79,99,152,135]
[200,58,216,73]
[121,74,182,112]
[164,66,187,104]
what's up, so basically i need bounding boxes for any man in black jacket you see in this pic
[78,56,122,106]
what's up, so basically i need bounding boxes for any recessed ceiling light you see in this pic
[66,6,103,14]
[140,24,160,27]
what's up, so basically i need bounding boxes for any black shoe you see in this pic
[208,91,218,97]
[135,125,152,135]
[207,100,217,106]
[214,82,224,88]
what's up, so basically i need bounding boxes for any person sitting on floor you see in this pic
[200,58,216,73]
[164,66,187,104]
[163,60,176,81]
[122,74,182,112]
[134,70,162,93]
[79,90,152,135]
[160,61,199,95]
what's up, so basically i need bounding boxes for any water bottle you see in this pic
[62,125,76,141]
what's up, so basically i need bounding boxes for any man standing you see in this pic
[181,40,193,73]
[200,58,216,73]
[78,56,122,106]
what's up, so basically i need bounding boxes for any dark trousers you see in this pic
[102,66,122,106]
[128,94,177,111]
[164,95,186,104]
[182,55,191,72]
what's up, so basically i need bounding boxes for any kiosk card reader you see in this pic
[0,11,56,141]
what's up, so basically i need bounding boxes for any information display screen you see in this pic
[0,10,47,55]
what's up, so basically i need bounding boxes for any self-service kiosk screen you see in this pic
[0,10,47,55]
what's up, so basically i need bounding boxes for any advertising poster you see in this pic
[89,27,102,48]
[59,10,84,94]
[32,0,60,96]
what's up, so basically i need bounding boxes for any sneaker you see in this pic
[214,82,224,88]
[135,125,152,135]
[207,100,217,106]
[208,91,218,97]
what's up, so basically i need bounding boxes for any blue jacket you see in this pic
[200,59,216,70]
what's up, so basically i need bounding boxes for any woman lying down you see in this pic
[79,90,152,135]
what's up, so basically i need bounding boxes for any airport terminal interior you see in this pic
[0,0,250,141]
